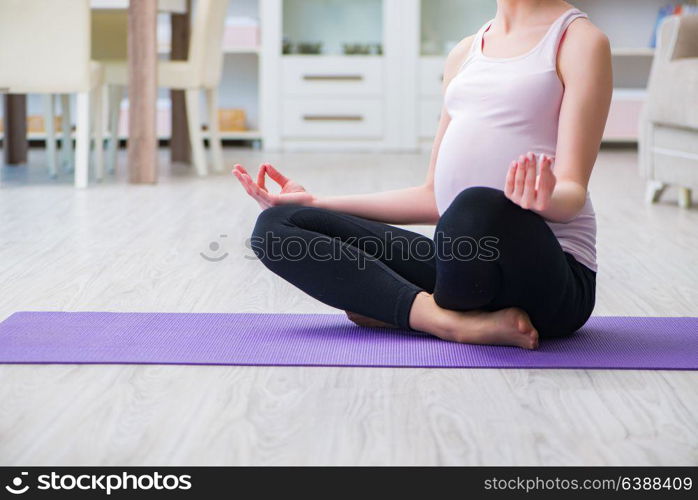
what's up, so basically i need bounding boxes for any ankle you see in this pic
[409,292,451,336]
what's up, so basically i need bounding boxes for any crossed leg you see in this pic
[251,188,593,349]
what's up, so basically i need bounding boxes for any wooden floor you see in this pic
[0,147,696,466]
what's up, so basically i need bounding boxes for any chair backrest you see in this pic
[0,0,92,93]
[657,14,698,62]
[92,10,129,61]
[188,0,229,88]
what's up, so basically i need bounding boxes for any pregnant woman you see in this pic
[233,0,612,349]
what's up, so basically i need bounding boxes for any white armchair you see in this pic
[640,15,698,208]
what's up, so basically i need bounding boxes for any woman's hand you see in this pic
[504,152,557,212]
[233,164,315,210]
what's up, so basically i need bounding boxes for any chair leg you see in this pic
[205,87,224,173]
[185,88,207,176]
[74,92,90,188]
[43,94,58,177]
[678,187,693,209]
[106,85,123,175]
[646,181,667,204]
[60,94,74,172]
[91,87,105,182]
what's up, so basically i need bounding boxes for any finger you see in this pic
[232,169,247,187]
[536,155,550,190]
[265,164,289,187]
[505,162,517,198]
[245,173,272,201]
[536,157,556,210]
[521,157,537,209]
[235,164,251,176]
[239,175,256,199]
[514,157,527,199]
[257,164,267,191]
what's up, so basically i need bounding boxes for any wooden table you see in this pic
[3,0,188,184]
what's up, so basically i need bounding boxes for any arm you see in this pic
[504,21,612,222]
[234,36,475,225]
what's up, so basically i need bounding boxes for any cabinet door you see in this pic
[282,98,384,138]
[420,57,446,97]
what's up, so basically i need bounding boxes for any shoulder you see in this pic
[560,18,610,62]
[558,18,611,82]
[443,34,477,85]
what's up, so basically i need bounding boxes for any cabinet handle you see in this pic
[303,75,364,82]
[303,115,364,122]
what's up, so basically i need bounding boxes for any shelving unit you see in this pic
[261,0,408,151]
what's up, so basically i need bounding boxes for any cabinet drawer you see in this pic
[282,56,383,97]
[419,98,443,138]
[282,98,383,139]
[420,57,446,97]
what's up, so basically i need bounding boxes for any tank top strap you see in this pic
[472,19,493,56]
[457,19,494,72]
[540,8,589,65]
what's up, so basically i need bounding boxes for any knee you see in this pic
[251,205,302,260]
[450,187,511,216]
[252,205,300,236]
[439,187,515,235]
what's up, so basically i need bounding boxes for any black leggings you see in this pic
[251,187,596,338]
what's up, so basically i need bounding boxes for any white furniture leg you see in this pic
[60,94,74,171]
[106,85,123,174]
[74,92,90,188]
[91,87,105,182]
[185,88,207,176]
[678,187,693,209]
[646,181,667,204]
[43,94,58,177]
[206,87,224,173]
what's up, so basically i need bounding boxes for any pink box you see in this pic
[223,24,259,49]
[604,94,644,141]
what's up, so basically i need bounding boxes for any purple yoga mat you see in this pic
[0,312,696,370]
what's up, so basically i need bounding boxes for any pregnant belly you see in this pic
[434,118,556,214]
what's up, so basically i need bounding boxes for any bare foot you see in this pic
[410,293,539,350]
[474,307,539,350]
[345,311,398,329]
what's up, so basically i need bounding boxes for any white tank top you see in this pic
[434,8,598,272]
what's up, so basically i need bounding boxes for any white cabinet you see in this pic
[261,0,407,151]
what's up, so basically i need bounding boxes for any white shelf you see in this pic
[1,130,262,141]
[224,46,261,55]
[612,47,655,57]
[158,45,260,55]
[218,130,262,140]
[613,88,648,100]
